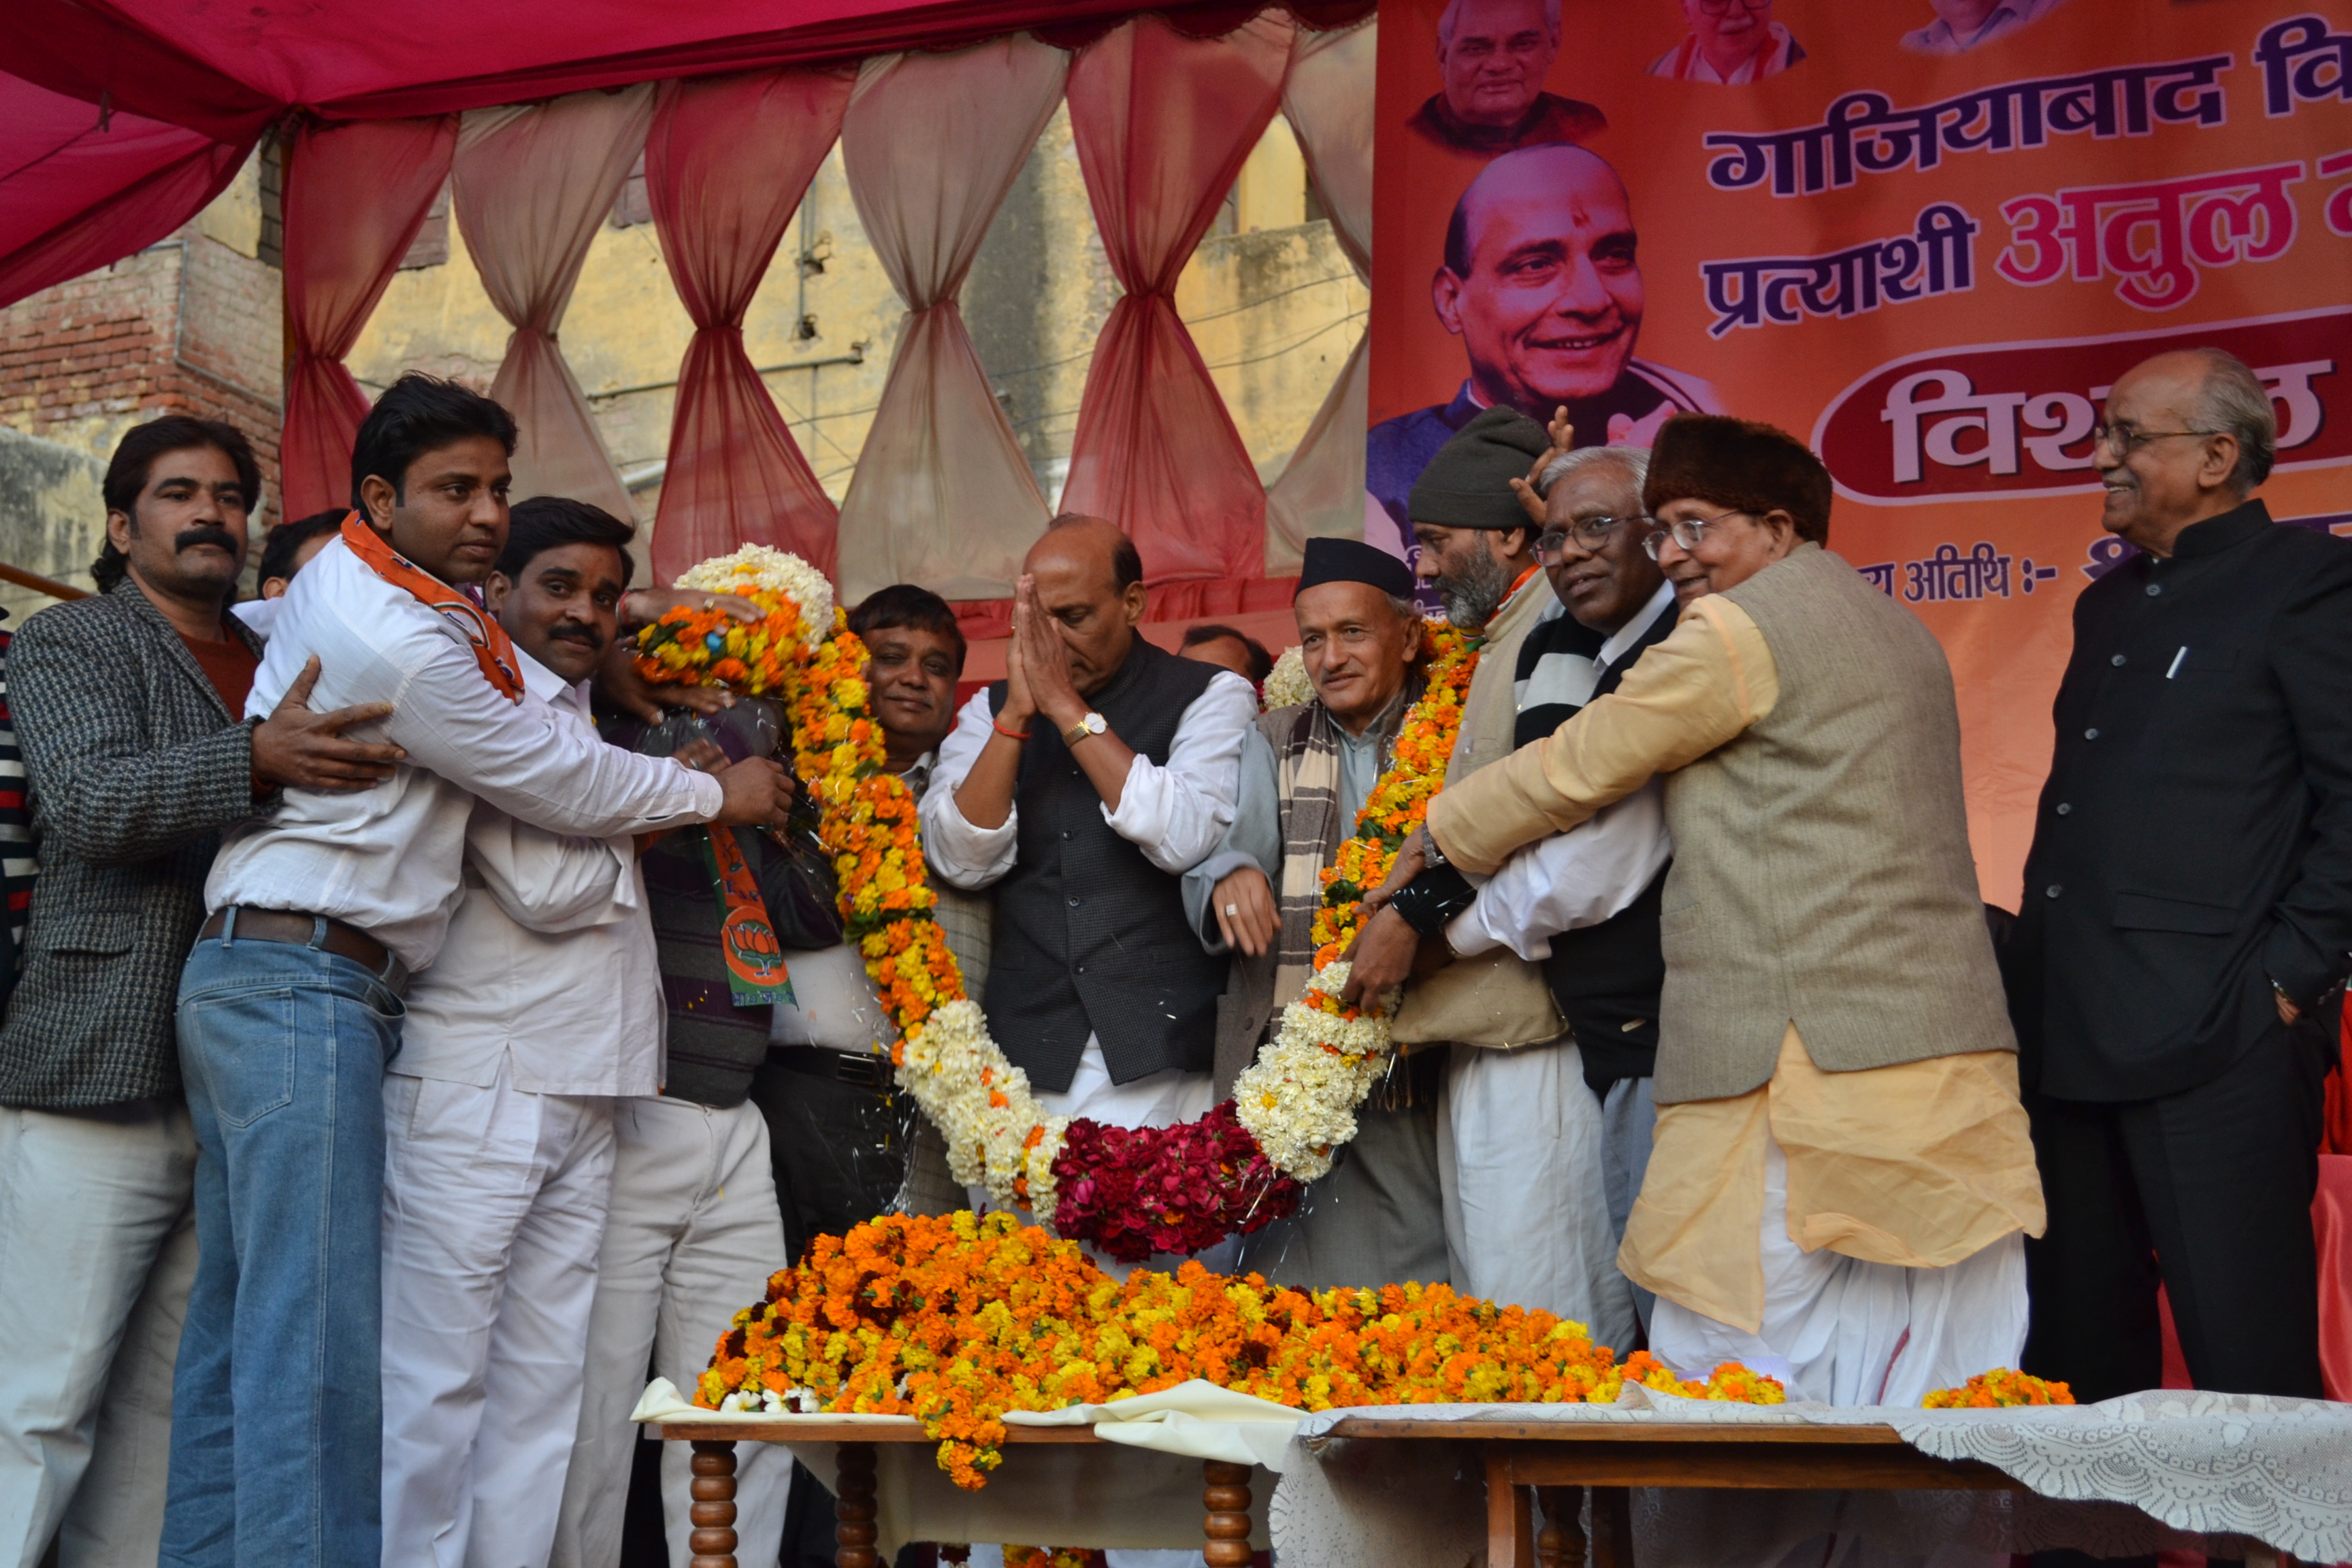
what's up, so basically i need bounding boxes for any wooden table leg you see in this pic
[1537,1486,1584,1568]
[1203,1458,1254,1567]
[835,1442,879,1568]
[688,1440,739,1568]
[1486,1448,1535,1568]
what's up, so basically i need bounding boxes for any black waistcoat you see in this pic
[985,638,1225,1093]
[1520,607,1676,1095]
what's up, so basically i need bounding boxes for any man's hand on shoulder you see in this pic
[251,655,404,794]
[710,756,796,830]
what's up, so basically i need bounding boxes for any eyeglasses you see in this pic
[1642,509,1750,559]
[1695,0,1771,13]
[2091,423,2221,457]
[1537,514,1650,562]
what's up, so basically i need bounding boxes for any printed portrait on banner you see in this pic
[1368,0,2352,899]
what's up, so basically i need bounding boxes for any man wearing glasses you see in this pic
[1648,0,1807,84]
[1359,414,2044,1405]
[2006,348,2352,1412]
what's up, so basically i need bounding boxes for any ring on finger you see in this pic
[1224,903,1239,917]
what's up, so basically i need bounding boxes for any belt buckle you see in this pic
[835,1049,887,1090]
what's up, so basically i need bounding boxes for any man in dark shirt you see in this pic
[2008,348,2352,1407]
[1407,0,1605,155]
[0,417,397,1568]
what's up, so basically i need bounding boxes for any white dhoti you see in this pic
[552,1095,792,1568]
[379,1066,617,1568]
[1648,1137,2029,1405]
[1439,1042,1639,1355]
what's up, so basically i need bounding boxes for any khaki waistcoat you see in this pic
[1654,543,2014,1103]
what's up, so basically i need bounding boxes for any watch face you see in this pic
[1084,713,1107,734]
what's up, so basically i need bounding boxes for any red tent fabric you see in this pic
[0,0,1372,316]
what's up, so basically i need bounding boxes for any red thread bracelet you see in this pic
[992,717,1032,741]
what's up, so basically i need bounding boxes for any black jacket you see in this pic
[2005,500,2352,1101]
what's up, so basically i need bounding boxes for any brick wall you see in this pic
[0,227,283,520]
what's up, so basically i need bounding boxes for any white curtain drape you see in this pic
[453,86,654,523]
[1264,16,1376,574]
[834,38,1067,602]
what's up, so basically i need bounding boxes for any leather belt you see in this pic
[766,1044,895,1091]
[198,907,409,992]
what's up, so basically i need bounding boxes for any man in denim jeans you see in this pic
[167,375,796,1568]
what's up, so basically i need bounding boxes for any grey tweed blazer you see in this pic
[0,581,272,1107]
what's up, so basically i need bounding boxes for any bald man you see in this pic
[919,516,1257,1269]
[1367,144,1719,553]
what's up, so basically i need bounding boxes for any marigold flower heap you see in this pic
[1230,623,1475,1182]
[695,1213,1783,1488]
[1922,1369,2075,1408]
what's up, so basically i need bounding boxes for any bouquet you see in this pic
[632,544,834,696]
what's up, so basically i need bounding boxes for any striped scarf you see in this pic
[1263,674,1425,1011]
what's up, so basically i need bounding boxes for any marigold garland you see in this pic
[1922,1369,2075,1408]
[651,546,1482,1260]
[694,1212,1782,1488]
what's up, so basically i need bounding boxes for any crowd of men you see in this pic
[0,343,2342,1568]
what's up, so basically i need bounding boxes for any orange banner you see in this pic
[1369,0,2352,902]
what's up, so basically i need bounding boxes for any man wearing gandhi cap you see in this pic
[1364,414,2044,1403]
[1185,537,1449,1288]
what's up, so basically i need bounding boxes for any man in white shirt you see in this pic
[1901,0,2067,53]
[167,375,794,1568]
[919,517,1253,1267]
[378,496,679,1568]
[1647,0,1807,82]
[1350,441,1676,1352]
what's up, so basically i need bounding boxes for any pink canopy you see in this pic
[0,0,1372,314]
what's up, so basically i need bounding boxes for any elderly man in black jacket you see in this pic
[0,417,396,1568]
[2007,348,2352,1406]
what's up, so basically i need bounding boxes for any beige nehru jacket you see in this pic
[1425,545,2042,1330]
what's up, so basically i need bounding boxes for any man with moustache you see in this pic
[1409,0,1605,156]
[1351,438,1676,1346]
[1648,0,1808,82]
[920,516,1254,1267]
[1365,144,1719,551]
[171,375,794,1568]
[0,418,398,1568]
[1182,538,1449,1289]
[378,497,674,1568]
[2008,348,2352,1410]
[1362,416,2042,1405]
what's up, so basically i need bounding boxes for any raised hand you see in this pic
[250,655,404,792]
[1507,405,1575,527]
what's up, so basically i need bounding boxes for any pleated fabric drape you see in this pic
[832,37,1066,604]
[644,68,853,583]
[453,86,653,523]
[1059,13,1292,585]
[279,115,457,521]
[1262,14,1374,573]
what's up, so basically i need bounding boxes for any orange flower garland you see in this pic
[1922,1369,2075,1408]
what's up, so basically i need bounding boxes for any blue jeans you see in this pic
[163,929,405,1568]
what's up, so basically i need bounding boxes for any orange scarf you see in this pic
[338,514,524,703]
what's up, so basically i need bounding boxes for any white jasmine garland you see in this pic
[1231,959,1397,1182]
[1260,646,1313,710]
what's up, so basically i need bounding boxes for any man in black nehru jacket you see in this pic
[918,515,1256,1268]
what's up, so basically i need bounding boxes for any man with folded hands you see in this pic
[170,374,794,1568]
[1360,414,2044,1405]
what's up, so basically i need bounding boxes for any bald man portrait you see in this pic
[1409,0,1607,156]
[1367,143,1720,549]
[918,515,1258,1271]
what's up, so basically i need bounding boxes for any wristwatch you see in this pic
[1063,711,1109,747]
[1420,823,1450,868]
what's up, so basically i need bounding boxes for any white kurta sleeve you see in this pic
[461,804,640,933]
[1445,779,1672,961]
[919,687,1017,890]
[1102,670,1255,875]
[1183,721,1283,951]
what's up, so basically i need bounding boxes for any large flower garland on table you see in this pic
[696,1211,1782,1488]
[635,544,1481,1263]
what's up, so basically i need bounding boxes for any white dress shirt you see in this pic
[206,538,722,970]
[393,652,663,1096]
[917,669,1257,889]
[1448,583,1678,961]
